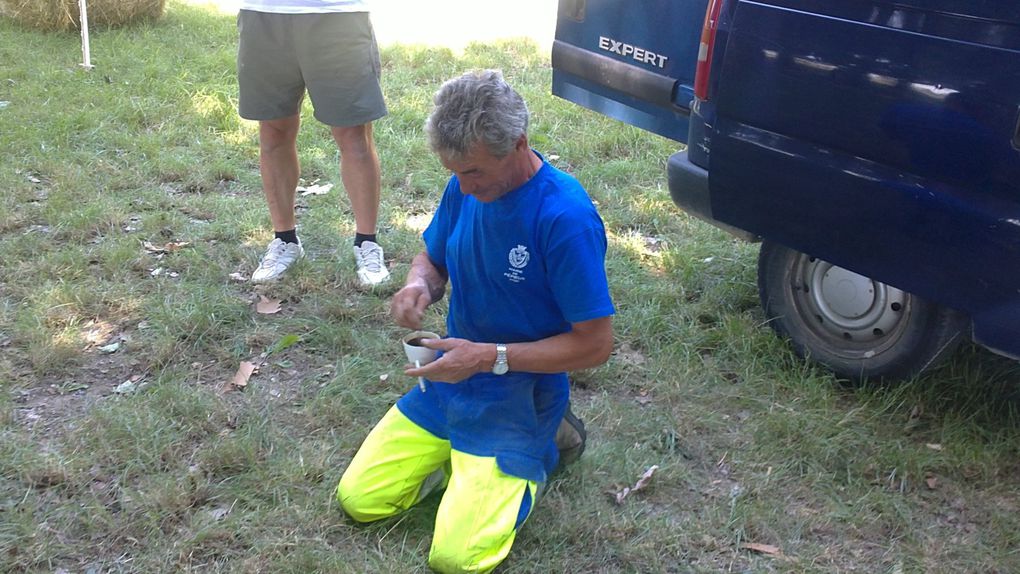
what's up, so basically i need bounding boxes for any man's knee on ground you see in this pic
[428,551,488,574]
[428,535,507,574]
[335,472,389,523]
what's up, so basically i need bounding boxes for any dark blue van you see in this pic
[552,0,1020,380]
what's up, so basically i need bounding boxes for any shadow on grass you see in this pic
[900,344,1020,423]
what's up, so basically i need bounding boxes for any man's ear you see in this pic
[515,134,529,151]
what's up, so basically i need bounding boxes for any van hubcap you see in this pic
[796,257,907,344]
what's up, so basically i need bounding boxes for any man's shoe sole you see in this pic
[557,406,587,466]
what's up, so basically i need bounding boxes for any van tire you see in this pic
[757,240,968,381]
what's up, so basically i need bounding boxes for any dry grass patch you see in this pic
[1,0,165,31]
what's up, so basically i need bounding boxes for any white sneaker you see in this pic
[251,238,304,283]
[353,240,391,286]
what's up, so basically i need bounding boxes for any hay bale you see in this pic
[0,0,166,32]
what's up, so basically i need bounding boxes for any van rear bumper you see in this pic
[667,149,758,241]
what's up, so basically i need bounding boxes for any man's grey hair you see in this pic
[424,70,529,161]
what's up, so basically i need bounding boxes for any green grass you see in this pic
[3,2,1020,573]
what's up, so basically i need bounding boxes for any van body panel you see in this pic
[551,0,710,141]
[709,1,1020,357]
[552,0,1020,360]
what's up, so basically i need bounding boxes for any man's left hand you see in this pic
[404,337,494,384]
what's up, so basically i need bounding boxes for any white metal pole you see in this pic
[79,0,94,70]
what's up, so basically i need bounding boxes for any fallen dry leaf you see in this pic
[229,272,248,282]
[926,443,943,451]
[740,542,782,556]
[633,465,658,490]
[227,361,257,391]
[143,240,191,254]
[613,464,660,504]
[256,295,282,315]
[925,474,938,490]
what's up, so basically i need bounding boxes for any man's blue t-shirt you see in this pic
[396,154,615,483]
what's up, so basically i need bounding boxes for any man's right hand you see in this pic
[390,280,432,329]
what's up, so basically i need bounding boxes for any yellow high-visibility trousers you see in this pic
[337,406,540,573]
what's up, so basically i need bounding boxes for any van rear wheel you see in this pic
[757,240,967,381]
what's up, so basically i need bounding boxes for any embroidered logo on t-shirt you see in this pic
[509,245,529,268]
[504,244,529,283]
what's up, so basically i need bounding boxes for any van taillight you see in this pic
[694,0,724,100]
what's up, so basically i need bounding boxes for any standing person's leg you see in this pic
[338,406,451,522]
[332,123,391,286]
[237,9,307,283]
[250,114,306,283]
[332,123,380,237]
[261,116,302,234]
[428,451,541,574]
[297,11,389,286]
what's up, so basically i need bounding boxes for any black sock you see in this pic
[354,233,376,247]
[275,229,299,245]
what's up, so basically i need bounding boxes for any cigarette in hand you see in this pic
[416,360,426,392]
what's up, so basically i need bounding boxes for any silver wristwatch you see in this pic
[492,343,509,375]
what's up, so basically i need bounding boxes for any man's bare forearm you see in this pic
[408,252,448,304]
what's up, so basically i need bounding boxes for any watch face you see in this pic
[493,344,508,375]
